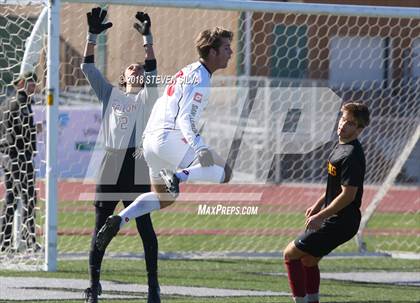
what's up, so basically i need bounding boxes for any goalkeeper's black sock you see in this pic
[89,264,101,291]
[89,204,113,291]
[148,271,159,288]
[89,238,106,291]
[135,213,159,287]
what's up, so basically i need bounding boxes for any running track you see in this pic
[1,181,417,212]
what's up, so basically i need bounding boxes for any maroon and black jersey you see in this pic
[295,139,366,257]
[325,139,365,214]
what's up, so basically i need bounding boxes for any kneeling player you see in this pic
[283,102,370,303]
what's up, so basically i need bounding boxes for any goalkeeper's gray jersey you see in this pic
[81,63,158,149]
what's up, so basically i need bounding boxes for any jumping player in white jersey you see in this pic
[96,27,234,252]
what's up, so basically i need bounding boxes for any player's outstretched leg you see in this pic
[83,282,102,303]
[159,169,180,198]
[96,215,122,251]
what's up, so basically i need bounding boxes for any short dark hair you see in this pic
[195,27,233,59]
[341,102,370,128]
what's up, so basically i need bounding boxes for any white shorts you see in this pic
[143,130,197,181]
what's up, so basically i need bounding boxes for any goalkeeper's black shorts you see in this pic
[294,208,361,257]
[94,147,150,209]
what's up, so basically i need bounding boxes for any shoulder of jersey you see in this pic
[341,144,356,157]
[183,62,210,85]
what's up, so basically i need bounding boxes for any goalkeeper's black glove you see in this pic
[134,12,153,45]
[133,11,151,35]
[197,149,214,167]
[87,7,113,34]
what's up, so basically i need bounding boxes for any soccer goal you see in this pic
[0,0,418,271]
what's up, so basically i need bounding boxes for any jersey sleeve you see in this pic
[341,153,364,187]
[81,63,113,107]
[136,68,159,148]
[177,83,208,152]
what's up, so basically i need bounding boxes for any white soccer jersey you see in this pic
[145,61,211,152]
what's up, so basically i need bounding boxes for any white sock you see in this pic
[294,297,305,303]
[118,192,160,228]
[178,164,225,183]
[306,293,319,302]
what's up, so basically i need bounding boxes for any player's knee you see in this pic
[152,184,176,208]
[283,242,296,260]
[222,165,233,183]
[159,199,175,209]
[301,255,319,267]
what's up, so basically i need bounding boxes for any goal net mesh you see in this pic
[0,1,419,270]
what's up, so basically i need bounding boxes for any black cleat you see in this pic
[159,169,180,199]
[83,283,102,303]
[96,215,121,251]
[147,285,161,303]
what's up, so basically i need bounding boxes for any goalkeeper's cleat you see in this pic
[147,285,161,303]
[159,169,180,199]
[83,288,97,303]
[83,282,102,302]
[83,283,102,303]
[96,215,121,251]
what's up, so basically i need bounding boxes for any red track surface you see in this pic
[1,181,417,213]
[3,181,416,237]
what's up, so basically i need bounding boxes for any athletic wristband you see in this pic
[143,34,153,46]
[144,59,157,72]
[83,55,94,64]
[87,32,97,45]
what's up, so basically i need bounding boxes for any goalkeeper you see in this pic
[81,7,160,303]
[283,102,370,303]
[96,28,234,251]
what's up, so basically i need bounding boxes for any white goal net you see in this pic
[0,0,419,270]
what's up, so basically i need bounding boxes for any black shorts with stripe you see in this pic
[294,208,361,257]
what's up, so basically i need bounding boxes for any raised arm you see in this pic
[81,7,113,103]
[133,11,158,105]
[133,11,155,62]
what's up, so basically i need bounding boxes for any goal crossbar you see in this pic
[63,0,420,19]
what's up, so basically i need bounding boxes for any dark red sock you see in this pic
[304,264,320,303]
[284,259,306,298]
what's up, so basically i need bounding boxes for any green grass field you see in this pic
[2,200,419,302]
[1,258,419,302]
[54,207,420,253]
